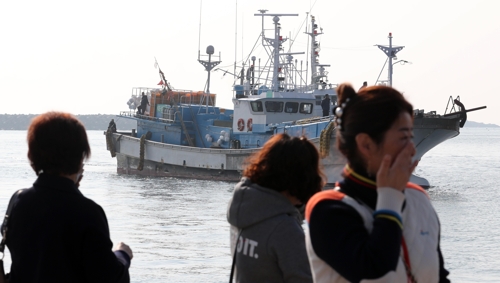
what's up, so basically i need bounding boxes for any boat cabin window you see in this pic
[299,103,313,114]
[265,101,284,112]
[251,101,263,112]
[315,96,322,106]
[285,102,299,113]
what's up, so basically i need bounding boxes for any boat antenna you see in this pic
[258,9,268,46]
[304,0,318,87]
[376,32,404,86]
[241,7,244,69]
[198,0,203,58]
[305,12,310,87]
[234,0,238,87]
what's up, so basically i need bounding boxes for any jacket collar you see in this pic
[33,173,82,195]
[338,165,377,209]
[343,165,376,189]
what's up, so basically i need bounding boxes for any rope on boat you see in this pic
[137,134,146,171]
[295,116,324,125]
[106,130,116,158]
[319,121,336,158]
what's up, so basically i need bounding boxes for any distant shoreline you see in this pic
[0,114,136,131]
[463,121,500,128]
[0,114,498,130]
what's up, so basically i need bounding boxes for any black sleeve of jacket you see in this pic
[438,243,450,282]
[82,205,130,283]
[309,200,402,282]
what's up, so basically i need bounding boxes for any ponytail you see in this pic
[336,83,357,106]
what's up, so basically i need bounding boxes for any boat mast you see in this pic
[272,16,281,92]
[198,45,221,113]
[376,33,404,86]
[305,15,330,90]
[255,11,298,92]
[309,15,319,89]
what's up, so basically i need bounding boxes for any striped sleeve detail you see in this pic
[373,209,403,229]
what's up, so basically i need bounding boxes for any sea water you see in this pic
[0,128,499,282]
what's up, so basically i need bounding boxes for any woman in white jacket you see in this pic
[305,84,450,283]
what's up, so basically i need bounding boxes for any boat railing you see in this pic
[312,71,329,78]
[294,85,316,92]
[119,111,179,124]
[413,109,440,118]
[131,87,157,97]
[133,87,202,95]
[294,115,333,125]
[119,111,136,118]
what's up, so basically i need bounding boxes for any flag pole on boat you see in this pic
[154,57,170,91]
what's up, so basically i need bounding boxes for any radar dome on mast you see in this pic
[206,45,215,55]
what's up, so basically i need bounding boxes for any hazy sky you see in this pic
[1,0,498,125]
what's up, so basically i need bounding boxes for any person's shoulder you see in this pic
[405,182,429,199]
[80,196,105,212]
[65,193,106,218]
[306,190,346,221]
[72,197,109,227]
[7,187,33,212]
[267,213,305,241]
[15,187,34,198]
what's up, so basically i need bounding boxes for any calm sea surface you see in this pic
[0,128,499,282]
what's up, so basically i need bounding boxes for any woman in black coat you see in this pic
[3,112,133,283]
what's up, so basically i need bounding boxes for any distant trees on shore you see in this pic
[0,114,136,131]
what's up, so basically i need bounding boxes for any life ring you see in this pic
[247,118,253,132]
[237,118,245,131]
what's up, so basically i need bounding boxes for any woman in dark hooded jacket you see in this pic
[227,133,325,283]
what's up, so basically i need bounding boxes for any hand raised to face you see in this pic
[376,142,419,192]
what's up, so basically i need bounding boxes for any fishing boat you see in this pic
[105,11,480,187]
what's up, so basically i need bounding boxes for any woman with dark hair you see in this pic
[227,133,325,283]
[2,112,132,282]
[305,84,450,282]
